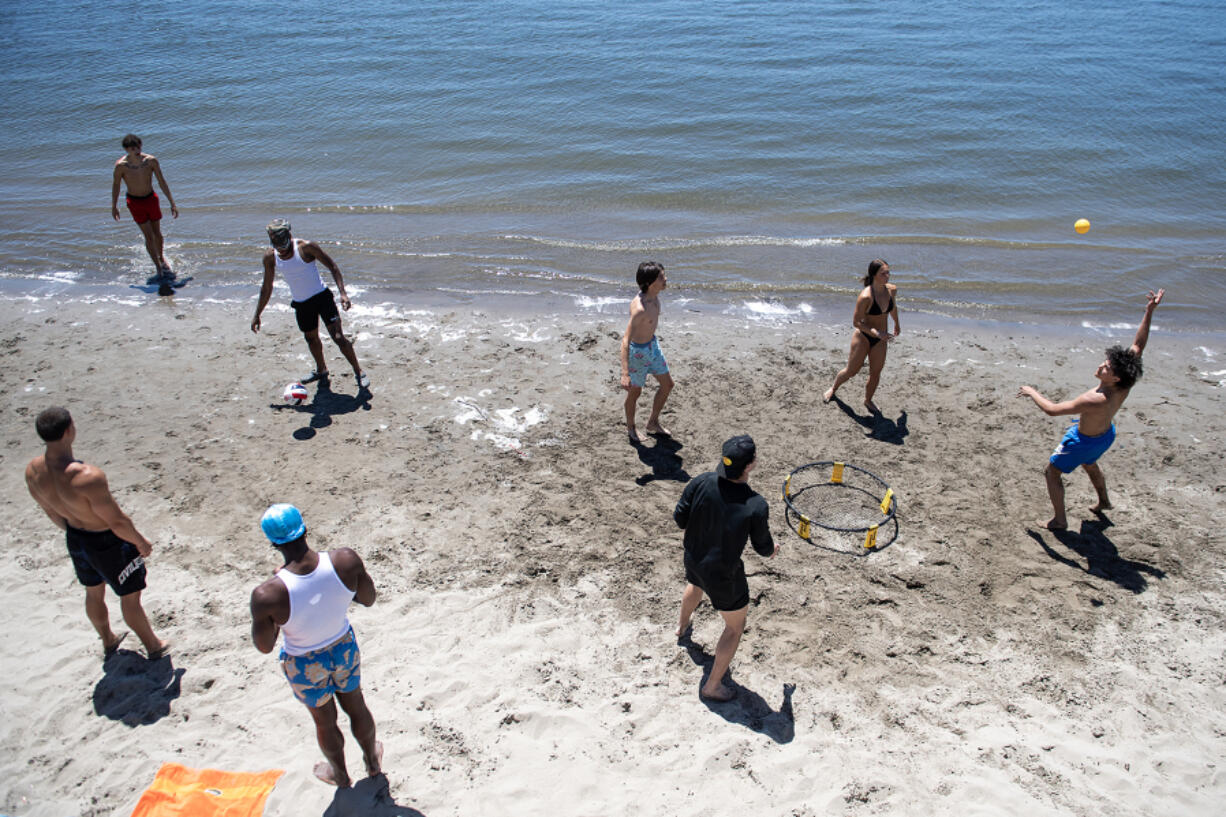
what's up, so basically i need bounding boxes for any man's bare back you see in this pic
[26,456,118,533]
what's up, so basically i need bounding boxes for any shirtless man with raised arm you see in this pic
[619,261,674,442]
[111,134,178,279]
[1018,289,1164,530]
[24,407,170,659]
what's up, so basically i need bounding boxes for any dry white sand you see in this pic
[1,294,1223,816]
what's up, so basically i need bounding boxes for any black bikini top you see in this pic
[867,290,894,316]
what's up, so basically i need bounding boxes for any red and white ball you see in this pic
[283,382,309,405]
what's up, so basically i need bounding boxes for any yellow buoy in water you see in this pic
[1074,218,1091,234]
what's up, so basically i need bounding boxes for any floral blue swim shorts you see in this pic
[279,628,361,708]
[627,336,669,387]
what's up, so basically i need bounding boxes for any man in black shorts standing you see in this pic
[251,219,370,390]
[675,435,777,701]
[24,407,170,660]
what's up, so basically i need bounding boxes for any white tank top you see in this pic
[274,239,327,303]
[277,552,355,656]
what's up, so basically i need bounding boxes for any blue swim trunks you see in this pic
[279,627,361,708]
[627,336,669,387]
[1050,422,1116,474]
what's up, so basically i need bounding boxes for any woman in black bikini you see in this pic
[823,258,901,413]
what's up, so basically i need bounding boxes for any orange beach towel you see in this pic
[130,763,284,817]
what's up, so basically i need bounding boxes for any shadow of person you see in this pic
[631,435,691,485]
[832,398,908,445]
[679,633,794,743]
[322,773,425,817]
[1026,520,1166,594]
[92,648,184,727]
[270,378,372,440]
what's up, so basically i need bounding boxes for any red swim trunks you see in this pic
[126,191,162,224]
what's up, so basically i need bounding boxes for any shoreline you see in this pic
[1,274,1222,352]
[1,295,1223,815]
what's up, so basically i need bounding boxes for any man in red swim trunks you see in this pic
[111,134,179,279]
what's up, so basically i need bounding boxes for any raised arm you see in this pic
[1129,289,1164,357]
[302,242,351,310]
[149,157,177,217]
[1016,385,1106,417]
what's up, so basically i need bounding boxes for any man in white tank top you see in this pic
[250,219,371,391]
[250,504,382,788]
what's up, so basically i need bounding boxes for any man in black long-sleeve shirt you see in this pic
[675,435,777,702]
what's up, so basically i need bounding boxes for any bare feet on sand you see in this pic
[1037,518,1068,531]
[864,399,880,414]
[700,683,736,703]
[313,760,348,788]
[146,640,172,660]
[645,422,671,437]
[627,426,641,444]
[822,388,834,403]
[103,632,127,657]
[1090,500,1113,513]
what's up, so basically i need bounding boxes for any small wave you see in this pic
[574,295,623,310]
[1081,320,1147,332]
[501,234,846,253]
[738,300,816,321]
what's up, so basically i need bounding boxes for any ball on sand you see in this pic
[1074,218,1091,234]
[283,383,309,405]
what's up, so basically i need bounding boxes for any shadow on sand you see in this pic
[270,378,372,440]
[831,397,908,445]
[631,434,691,485]
[322,774,425,817]
[1026,515,1166,593]
[92,648,184,727]
[679,632,794,744]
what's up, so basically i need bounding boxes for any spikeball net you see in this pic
[782,461,899,555]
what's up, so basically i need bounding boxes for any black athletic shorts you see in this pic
[684,555,749,611]
[65,526,147,596]
[291,289,341,333]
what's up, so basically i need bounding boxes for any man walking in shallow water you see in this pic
[1018,289,1164,530]
[111,134,178,279]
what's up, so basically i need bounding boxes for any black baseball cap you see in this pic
[717,434,756,479]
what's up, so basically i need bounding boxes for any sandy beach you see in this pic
[1,292,1223,816]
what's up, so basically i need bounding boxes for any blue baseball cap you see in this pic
[261,503,306,546]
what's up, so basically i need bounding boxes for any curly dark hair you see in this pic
[1106,345,1142,389]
